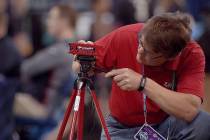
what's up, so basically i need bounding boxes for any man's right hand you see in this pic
[71,40,94,73]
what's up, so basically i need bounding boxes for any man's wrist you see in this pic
[138,75,147,92]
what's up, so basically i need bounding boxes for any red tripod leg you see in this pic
[77,89,85,140]
[90,90,111,140]
[57,89,77,140]
[69,104,78,140]
[69,84,84,140]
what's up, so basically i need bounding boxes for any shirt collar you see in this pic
[163,53,181,71]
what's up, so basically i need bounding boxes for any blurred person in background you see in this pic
[198,5,210,113]
[132,0,149,22]
[7,0,33,58]
[198,5,210,73]
[75,0,114,41]
[89,0,114,41]
[186,0,210,22]
[15,4,77,139]
[42,1,114,139]
[112,0,137,26]
[20,4,76,118]
[0,12,22,140]
[73,12,210,140]
[184,0,210,40]
[152,0,186,15]
[89,0,138,40]
[0,0,7,13]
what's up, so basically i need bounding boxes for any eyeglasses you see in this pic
[138,39,163,60]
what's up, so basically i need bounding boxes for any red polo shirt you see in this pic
[94,23,205,126]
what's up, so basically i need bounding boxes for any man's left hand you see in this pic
[105,68,141,91]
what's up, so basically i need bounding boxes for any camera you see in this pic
[68,42,101,77]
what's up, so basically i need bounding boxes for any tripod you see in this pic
[57,56,111,140]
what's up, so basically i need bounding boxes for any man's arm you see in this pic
[105,68,202,122]
[144,77,201,122]
[72,27,121,74]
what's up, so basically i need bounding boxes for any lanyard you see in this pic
[143,94,147,123]
[141,65,147,123]
[142,66,176,124]
[141,65,176,140]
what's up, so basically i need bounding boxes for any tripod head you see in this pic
[69,42,100,78]
[76,55,95,78]
[58,42,111,140]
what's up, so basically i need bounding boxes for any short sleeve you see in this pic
[94,29,120,72]
[176,44,205,99]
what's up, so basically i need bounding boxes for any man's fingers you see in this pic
[72,61,81,73]
[105,71,114,78]
[78,40,86,43]
[105,69,127,78]
[121,85,130,91]
[105,69,120,77]
[78,40,94,45]
[87,41,94,44]
[73,55,77,61]
[117,80,127,87]
[113,74,125,82]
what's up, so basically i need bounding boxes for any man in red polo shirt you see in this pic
[72,12,210,140]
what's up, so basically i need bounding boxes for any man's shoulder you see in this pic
[116,23,144,34]
[178,41,205,71]
[182,41,204,57]
[165,41,205,71]
[106,23,144,42]
[95,23,144,45]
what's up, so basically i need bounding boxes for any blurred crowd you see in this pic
[0,0,210,139]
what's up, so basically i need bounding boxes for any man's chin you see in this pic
[137,59,155,66]
[136,57,141,63]
[136,58,146,65]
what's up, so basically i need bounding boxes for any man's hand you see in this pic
[105,68,141,91]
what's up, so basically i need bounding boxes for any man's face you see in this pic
[136,36,167,66]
